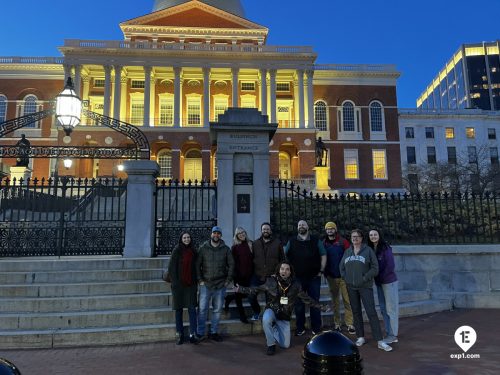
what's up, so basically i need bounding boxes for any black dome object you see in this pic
[0,358,21,375]
[153,0,245,18]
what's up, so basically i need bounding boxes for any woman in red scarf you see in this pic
[167,231,199,345]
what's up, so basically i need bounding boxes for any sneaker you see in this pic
[189,334,200,344]
[250,313,260,321]
[355,337,366,347]
[334,324,341,332]
[209,333,223,342]
[295,329,306,336]
[176,333,184,345]
[378,340,393,352]
[347,325,356,335]
[383,335,398,344]
[311,330,321,336]
[266,345,276,356]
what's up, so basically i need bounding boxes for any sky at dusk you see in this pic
[1,0,499,108]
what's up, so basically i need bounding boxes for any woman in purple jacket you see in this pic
[368,229,399,344]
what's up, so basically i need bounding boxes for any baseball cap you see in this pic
[324,222,337,230]
[211,226,222,233]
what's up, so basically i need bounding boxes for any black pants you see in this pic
[346,286,383,341]
[225,292,260,318]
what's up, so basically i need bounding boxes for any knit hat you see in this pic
[324,222,337,230]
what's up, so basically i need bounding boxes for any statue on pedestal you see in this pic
[315,137,328,167]
[15,134,31,167]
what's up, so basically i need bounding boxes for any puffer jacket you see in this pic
[196,239,234,289]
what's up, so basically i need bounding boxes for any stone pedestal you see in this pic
[9,166,32,183]
[210,108,277,241]
[313,166,331,191]
[123,160,159,257]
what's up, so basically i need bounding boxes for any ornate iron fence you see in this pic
[155,179,217,255]
[0,177,127,257]
[270,180,500,244]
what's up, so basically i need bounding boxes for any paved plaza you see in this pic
[0,309,498,375]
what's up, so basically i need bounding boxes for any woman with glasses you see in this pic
[224,227,261,323]
[340,229,393,352]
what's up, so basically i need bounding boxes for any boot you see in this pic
[176,332,184,345]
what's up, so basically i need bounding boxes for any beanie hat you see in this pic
[324,222,337,230]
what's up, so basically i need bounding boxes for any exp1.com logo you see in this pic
[450,326,481,360]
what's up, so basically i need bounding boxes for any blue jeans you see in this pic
[377,281,399,337]
[197,284,226,336]
[175,306,197,335]
[262,308,290,348]
[294,276,322,332]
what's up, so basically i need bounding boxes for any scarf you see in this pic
[180,245,194,287]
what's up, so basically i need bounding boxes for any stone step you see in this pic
[399,299,452,317]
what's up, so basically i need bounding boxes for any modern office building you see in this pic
[0,0,403,194]
[417,41,500,111]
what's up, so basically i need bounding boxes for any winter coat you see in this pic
[167,244,198,310]
[374,244,398,285]
[252,236,285,281]
[196,239,234,289]
[340,244,379,289]
[323,234,350,279]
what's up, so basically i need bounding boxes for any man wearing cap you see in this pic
[323,222,355,335]
[196,226,234,342]
[284,220,326,336]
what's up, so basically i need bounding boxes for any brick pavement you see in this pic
[0,309,498,375]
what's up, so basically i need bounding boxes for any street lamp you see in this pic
[55,77,82,136]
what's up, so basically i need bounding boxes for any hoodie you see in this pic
[340,244,378,289]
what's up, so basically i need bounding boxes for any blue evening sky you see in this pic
[1,0,498,108]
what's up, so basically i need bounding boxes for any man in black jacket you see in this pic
[237,261,328,355]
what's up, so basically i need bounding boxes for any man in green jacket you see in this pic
[196,226,234,342]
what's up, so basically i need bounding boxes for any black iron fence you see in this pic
[270,180,500,244]
[0,177,127,256]
[155,179,217,255]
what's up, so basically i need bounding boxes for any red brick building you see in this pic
[0,0,402,194]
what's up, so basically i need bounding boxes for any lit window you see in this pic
[131,80,145,89]
[130,99,144,126]
[93,79,105,88]
[488,128,496,140]
[0,95,7,122]
[372,150,387,179]
[344,149,359,179]
[314,101,328,131]
[159,97,174,126]
[157,149,172,179]
[425,127,434,139]
[240,96,255,108]
[445,128,455,139]
[276,82,290,92]
[405,127,414,139]
[342,102,355,131]
[187,97,201,126]
[466,127,475,138]
[241,82,255,91]
[369,101,383,132]
[214,97,228,122]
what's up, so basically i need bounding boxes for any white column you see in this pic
[74,65,82,96]
[269,69,277,123]
[150,71,156,126]
[103,65,112,117]
[113,65,122,121]
[82,76,90,101]
[232,67,239,108]
[63,64,72,82]
[203,67,211,127]
[297,69,305,128]
[260,69,268,116]
[174,66,182,127]
[143,66,151,127]
[120,76,127,123]
[306,70,314,128]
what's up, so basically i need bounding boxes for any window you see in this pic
[466,127,475,138]
[490,147,499,164]
[337,101,361,140]
[407,147,416,164]
[405,127,415,139]
[488,128,497,140]
[214,96,228,122]
[276,82,290,92]
[427,146,436,164]
[157,149,172,179]
[447,146,457,164]
[425,127,434,139]
[369,101,383,132]
[241,82,255,91]
[240,95,255,108]
[314,101,328,131]
[408,173,419,194]
[131,80,145,89]
[22,95,38,128]
[159,97,174,126]
[468,146,477,163]
[342,102,355,131]
[93,79,105,88]
[372,150,387,179]
[187,96,201,126]
[344,149,359,179]
[130,99,144,126]
[445,127,455,139]
[0,95,7,122]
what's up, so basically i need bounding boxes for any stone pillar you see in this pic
[313,166,331,191]
[306,70,314,128]
[123,160,159,257]
[120,76,127,122]
[174,67,182,127]
[103,65,112,117]
[10,166,32,183]
[113,65,122,121]
[269,69,277,124]
[150,72,156,126]
[144,66,152,127]
[297,69,305,129]
[232,67,239,108]
[260,69,268,116]
[203,67,211,127]
[209,108,277,240]
[74,65,82,96]
[63,64,72,82]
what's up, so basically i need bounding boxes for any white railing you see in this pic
[0,57,64,64]
[315,64,397,72]
[398,108,500,116]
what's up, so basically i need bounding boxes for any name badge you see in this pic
[280,297,288,305]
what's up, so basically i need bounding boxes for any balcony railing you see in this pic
[315,64,397,72]
[0,57,64,64]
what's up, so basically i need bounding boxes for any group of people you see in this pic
[165,220,399,355]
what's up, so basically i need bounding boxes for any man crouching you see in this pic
[237,261,328,355]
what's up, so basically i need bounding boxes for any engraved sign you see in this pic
[234,172,253,185]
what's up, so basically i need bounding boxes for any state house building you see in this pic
[0,0,402,194]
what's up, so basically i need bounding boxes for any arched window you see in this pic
[342,101,355,132]
[337,100,362,141]
[157,149,172,179]
[369,101,386,140]
[0,95,7,122]
[314,100,328,131]
[22,95,38,128]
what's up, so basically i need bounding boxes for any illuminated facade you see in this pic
[417,41,500,111]
[0,0,402,194]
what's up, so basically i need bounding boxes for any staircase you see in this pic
[0,258,452,349]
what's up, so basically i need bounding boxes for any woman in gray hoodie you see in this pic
[340,229,392,352]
